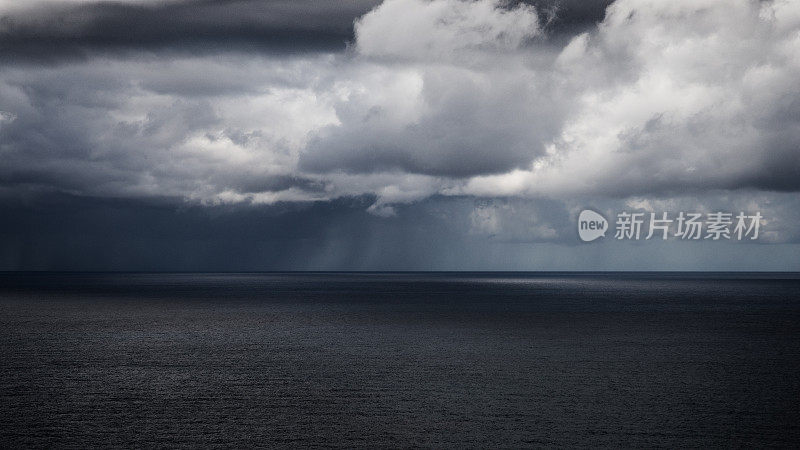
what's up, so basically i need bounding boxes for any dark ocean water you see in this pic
[1,272,799,448]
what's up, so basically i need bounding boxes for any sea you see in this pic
[1,272,799,447]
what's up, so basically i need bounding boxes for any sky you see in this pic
[1,0,799,271]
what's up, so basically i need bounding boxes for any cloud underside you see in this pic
[1,0,799,211]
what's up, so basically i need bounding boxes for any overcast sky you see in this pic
[1,0,799,271]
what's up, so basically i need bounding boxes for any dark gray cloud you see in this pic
[524,0,613,38]
[0,0,380,61]
[0,54,334,201]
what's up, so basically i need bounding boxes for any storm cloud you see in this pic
[1,0,798,270]
[0,0,380,60]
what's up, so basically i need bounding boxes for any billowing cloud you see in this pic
[460,0,800,198]
[300,1,562,178]
[355,0,540,59]
[1,0,798,220]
